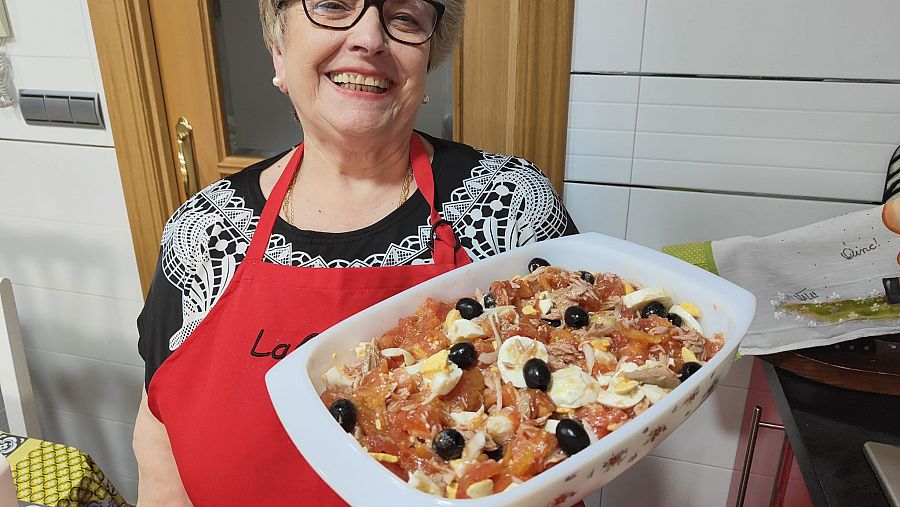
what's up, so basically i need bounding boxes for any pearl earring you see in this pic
[272,76,283,87]
[422,94,430,104]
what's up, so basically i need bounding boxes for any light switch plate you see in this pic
[0,0,11,39]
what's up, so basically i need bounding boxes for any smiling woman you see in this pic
[131,0,579,505]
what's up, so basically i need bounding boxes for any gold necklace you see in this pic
[281,162,413,226]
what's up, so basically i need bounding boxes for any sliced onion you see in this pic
[478,349,499,364]
[462,429,486,462]
[381,347,416,366]
[582,342,595,375]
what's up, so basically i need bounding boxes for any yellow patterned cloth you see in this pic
[661,240,719,275]
[0,431,130,507]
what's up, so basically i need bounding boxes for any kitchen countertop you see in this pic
[762,361,900,507]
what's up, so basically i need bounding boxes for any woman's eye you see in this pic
[312,0,353,13]
[390,13,425,31]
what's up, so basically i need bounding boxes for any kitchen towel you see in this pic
[664,203,900,356]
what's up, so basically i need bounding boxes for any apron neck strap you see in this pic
[246,134,466,266]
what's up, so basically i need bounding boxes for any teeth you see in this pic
[329,72,391,91]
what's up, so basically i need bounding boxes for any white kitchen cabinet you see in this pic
[571,0,646,73]
[567,76,640,185]
[624,187,871,250]
[641,0,900,80]
[564,183,629,239]
[632,77,900,202]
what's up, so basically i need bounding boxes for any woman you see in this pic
[133,0,578,504]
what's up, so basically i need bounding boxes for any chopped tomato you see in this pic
[501,425,558,480]
[456,460,503,499]
[443,368,485,412]
[575,404,629,439]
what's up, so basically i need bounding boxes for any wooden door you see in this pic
[88,0,574,293]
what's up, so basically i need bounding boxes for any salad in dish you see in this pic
[318,258,723,499]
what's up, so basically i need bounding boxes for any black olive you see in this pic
[456,297,484,320]
[542,318,562,328]
[483,293,497,309]
[448,342,477,370]
[523,358,552,391]
[329,398,357,433]
[579,271,595,284]
[486,445,503,461]
[433,428,466,460]
[528,257,551,272]
[641,301,667,319]
[666,312,683,327]
[555,419,590,456]
[564,306,589,329]
[679,361,703,382]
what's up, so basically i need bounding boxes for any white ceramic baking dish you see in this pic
[266,233,755,507]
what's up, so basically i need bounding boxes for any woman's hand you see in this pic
[133,388,193,506]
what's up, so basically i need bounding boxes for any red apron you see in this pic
[148,134,471,506]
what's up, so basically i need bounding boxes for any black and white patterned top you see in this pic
[137,133,579,387]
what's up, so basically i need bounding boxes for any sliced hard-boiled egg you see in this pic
[485,413,516,441]
[421,350,463,401]
[681,346,700,364]
[641,384,670,404]
[544,418,560,434]
[322,366,353,387]
[498,336,549,388]
[381,347,416,366]
[595,375,645,409]
[537,298,554,316]
[408,471,442,496]
[450,407,486,429]
[446,318,487,344]
[622,287,671,309]
[669,304,703,333]
[678,302,702,317]
[547,366,601,408]
[466,479,494,499]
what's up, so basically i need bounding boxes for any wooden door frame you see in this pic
[87,0,575,295]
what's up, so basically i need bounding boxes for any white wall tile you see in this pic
[567,76,639,184]
[2,0,92,59]
[641,0,900,80]
[0,142,127,227]
[564,183,629,239]
[36,404,137,504]
[631,78,900,201]
[601,455,733,507]
[0,216,143,302]
[571,0,646,73]
[0,56,112,146]
[25,347,142,425]
[624,188,871,250]
[649,385,748,469]
[13,284,143,367]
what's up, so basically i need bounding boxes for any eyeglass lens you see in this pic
[303,0,439,44]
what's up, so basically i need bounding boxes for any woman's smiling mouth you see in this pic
[327,72,393,94]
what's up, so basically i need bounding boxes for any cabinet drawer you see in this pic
[624,188,871,250]
[641,0,900,80]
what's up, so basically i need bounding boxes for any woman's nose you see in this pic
[346,6,388,55]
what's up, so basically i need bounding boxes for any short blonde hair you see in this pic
[258,0,465,70]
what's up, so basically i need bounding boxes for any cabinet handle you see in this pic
[176,116,199,198]
[736,406,763,507]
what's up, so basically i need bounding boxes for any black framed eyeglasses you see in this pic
[276,0,445,46]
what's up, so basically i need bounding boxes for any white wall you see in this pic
[0,0,141,502]
[567,1,900,506]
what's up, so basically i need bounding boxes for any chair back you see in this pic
[0,278,41,438]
